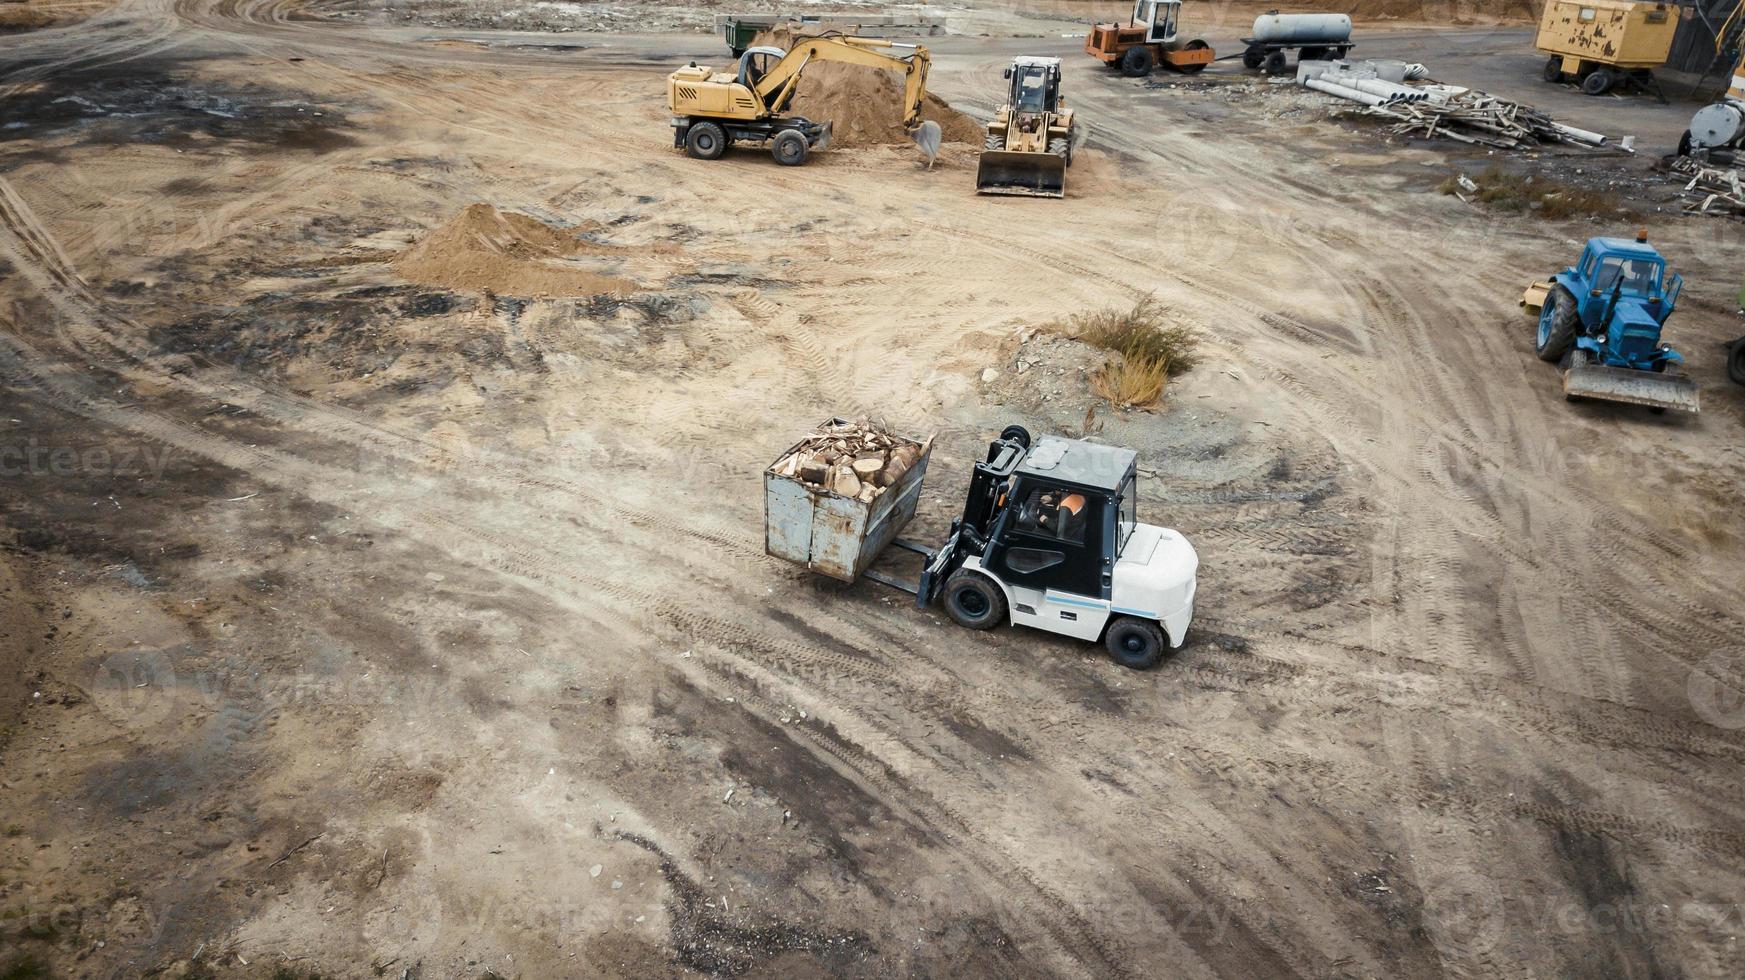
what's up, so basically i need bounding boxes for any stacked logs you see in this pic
[769,418,924,504]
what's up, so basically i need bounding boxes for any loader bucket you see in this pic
[975,150,1066,198]
[1563,361,1701,414]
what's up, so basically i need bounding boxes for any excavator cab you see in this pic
[976,56,1073,198]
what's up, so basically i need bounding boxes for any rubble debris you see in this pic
[767,417,924,500]
[1669,157,1745,215]
[1298,61,1611,150]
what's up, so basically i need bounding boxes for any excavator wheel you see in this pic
[771,129,809,166]
[1536,286,1579,362]
[684,122,728,161]
[1120,46,1155,77]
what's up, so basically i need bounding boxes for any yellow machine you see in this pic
[1536,0,1678,96]
[667,33,942,166]
[977,57,1076,199]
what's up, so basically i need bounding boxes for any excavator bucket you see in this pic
[815,120,833,152]
[910,120,941,165]
[1563,360,1701,413]
[975,150,1066,198]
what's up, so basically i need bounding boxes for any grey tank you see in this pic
[1250,13,1352,45]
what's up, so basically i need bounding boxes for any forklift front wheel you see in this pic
[1105,617,1167,670]
[943,570,1007,630]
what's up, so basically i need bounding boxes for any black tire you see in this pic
[1120,45,1155,77]
[1047,136,1069,161]
[1678,129,1694,157]
[1179,38,1209,74]
[1581,68,1613,95]
[684,121,727,161]
[1542,55,1564,82]
[943,570,1006,631]
[1262,50,1289,75]
[1727,338,1745,387]
[998,424,1032,449]
[983,131,1004,151]
[1104,617,1167,670]
[1536,285,1580,362]
[730,47,746,58]
[1242,44,1265,70]
[771,129,809,166]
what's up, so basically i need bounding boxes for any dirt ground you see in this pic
[4,1,1745,978]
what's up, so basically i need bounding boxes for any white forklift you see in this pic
[766,423,1199,669]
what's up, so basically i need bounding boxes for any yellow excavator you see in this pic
[667,33,943,167]
[977,57,1075,198]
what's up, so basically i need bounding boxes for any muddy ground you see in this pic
[3,1,1745,978]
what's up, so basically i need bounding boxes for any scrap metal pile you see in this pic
[1298,60,1609,150]
[768,417,925,502]
[1668,156,1745,215]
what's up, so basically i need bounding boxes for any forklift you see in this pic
[769,424,1199,670]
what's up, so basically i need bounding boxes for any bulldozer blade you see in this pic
[910,120,941,165]
[1563,361,1701,413]
[975,150,1066,198]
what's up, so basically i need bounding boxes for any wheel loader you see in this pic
[666,33,942,167]
[976,57,1075,199]
[1521,232,1700,414]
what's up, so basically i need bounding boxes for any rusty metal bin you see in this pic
[764,421,934,583]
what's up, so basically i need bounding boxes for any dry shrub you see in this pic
[1439,164,1633,220]
[1052,295,1200,409]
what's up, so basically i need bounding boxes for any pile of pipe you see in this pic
[1296,60,1430,107]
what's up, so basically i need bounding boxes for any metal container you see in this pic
[764,421,934,583]
[1250,13,1352,45]
[1534,0,1676,70]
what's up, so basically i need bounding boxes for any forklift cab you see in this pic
[982,438,1135,600]
[1131,0,1180,42]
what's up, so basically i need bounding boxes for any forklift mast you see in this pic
[960,430,1029,537]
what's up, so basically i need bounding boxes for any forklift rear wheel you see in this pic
[1105,617,1166,670]
[772,129,810,166]
[1262,50,1289,75]
[1542,56,1564,83]
[943,571,1006,630]
[1120,46,1155,77]
[1581,68,1613,96]
[684,122,728,161]
[998,424,1032,449]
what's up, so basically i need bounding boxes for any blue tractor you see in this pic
[1523,233,1700,414]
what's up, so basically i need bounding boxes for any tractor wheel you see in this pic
[684,121,728,161]
[1178,39,1209,74]
[771,129,809,166]
[1105,617,1167,670]
[1536,285,1580,362]
[1727,338,1745,387]
[1262,50,1289,75]
[943,570,1006,631]
[1120,46,1155,77]
[1242,44,1265,69]
[1581,68,1614,95]
[983,131,1004,151]
[1542,55,1564,83]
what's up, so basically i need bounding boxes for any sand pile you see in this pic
[750,26,983,149]
[393,203,636,298]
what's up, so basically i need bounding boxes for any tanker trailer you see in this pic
[1241,13,1354,74]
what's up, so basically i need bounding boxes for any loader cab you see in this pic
[1004,57,1062,114]
[1132,0,1180,42]
[982,437,1137,600]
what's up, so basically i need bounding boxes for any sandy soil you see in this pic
[3,1,1744,978]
